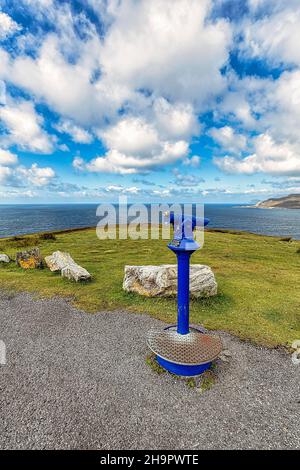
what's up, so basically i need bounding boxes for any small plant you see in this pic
[8,236,36,247]
[280,237,292,242]
[296,247,300,254]
[10,236,24,241]
[198,370,215,393]
[39,233,56,240]
[145,354,165,375]
[186,377,196,388]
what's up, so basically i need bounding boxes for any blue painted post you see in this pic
[148,213,221,376]
[176,251,191,335]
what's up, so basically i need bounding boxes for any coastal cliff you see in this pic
[256,194,300,209]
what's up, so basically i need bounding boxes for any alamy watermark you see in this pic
[0,340,6,365]
[95,196,206,246]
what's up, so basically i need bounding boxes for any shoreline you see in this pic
[1,204,300,240]
[0,224,299,241]
[241,205,300,210]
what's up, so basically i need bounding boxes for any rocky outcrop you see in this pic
[255,194,300,209]
[0,254,10,263]
[45,251,91,282]
[16,248,43,269]
[123,264,217,298]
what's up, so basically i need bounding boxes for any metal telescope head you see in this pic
[164,211,209,252]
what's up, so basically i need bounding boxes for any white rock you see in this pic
[123,264,217,298]
[0,254,10,263]
[221,349,232,357]
[219,354,230,363]
[45,250,91,282]
[61,264,91,282]
[44,251,75,272]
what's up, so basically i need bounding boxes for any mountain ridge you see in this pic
[256,194,300,209]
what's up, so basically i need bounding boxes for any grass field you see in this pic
[0,226,299,348]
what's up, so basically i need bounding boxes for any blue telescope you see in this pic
[167,212,209,335]
[147,211,222,376]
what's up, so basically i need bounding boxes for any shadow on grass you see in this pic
[119,290,235,328]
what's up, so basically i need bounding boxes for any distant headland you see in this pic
[255,194,300,209]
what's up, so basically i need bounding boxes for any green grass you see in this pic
[0,227,299,348]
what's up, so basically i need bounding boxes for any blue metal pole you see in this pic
[176,251,191,335]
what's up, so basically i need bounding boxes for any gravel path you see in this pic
[0,290,299,450]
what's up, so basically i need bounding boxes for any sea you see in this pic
[0,203,299,239]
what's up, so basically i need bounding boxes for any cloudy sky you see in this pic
[0,0,300,204]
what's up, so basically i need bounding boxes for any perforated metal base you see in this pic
[147,326,222,366]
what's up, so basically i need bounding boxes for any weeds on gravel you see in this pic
[198,371,215,393]
[146,354,217,393]
[186,378,196,388]
[145,354,166,375]
[185,369,216,393]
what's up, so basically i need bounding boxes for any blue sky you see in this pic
[0,0,300,204]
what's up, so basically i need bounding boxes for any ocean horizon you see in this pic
[0,203,299,240]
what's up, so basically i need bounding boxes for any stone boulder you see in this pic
[0,254,10,263]
[45,251,91,282]
[16,248,43,269]
[123,264,217,298]
[44,251,74,272]
[61,264,91,282]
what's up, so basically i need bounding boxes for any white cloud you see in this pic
[183,155,201,168]
[0,12,20,39]
[216,89,256,128]
[220,71,300,168]
[0,165,12,183]
[0,35,103,125]
[248,0,300,13]
[0,80,5,105]
[242,6,300,67]
[211,67,300,178]
[100,0,231,106]
[54,119,93,144]
[100,117,160,157]
[80,140,189,175]
[153,98,199,140]
[5,0,300,185]
[0,188,37,199]
[262,70,300,143]
[72,156,85,170]
[0,148,55,187]
[92,115,190,173]
[105,184,140,194]
[0,149,18,165]
[0,0,233,174]
[17,163,55,186]
[172,168,204,186]
[210,126,247,154]
[215,134,300,176]
[0,99,53,153]
[85,151,136,174]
